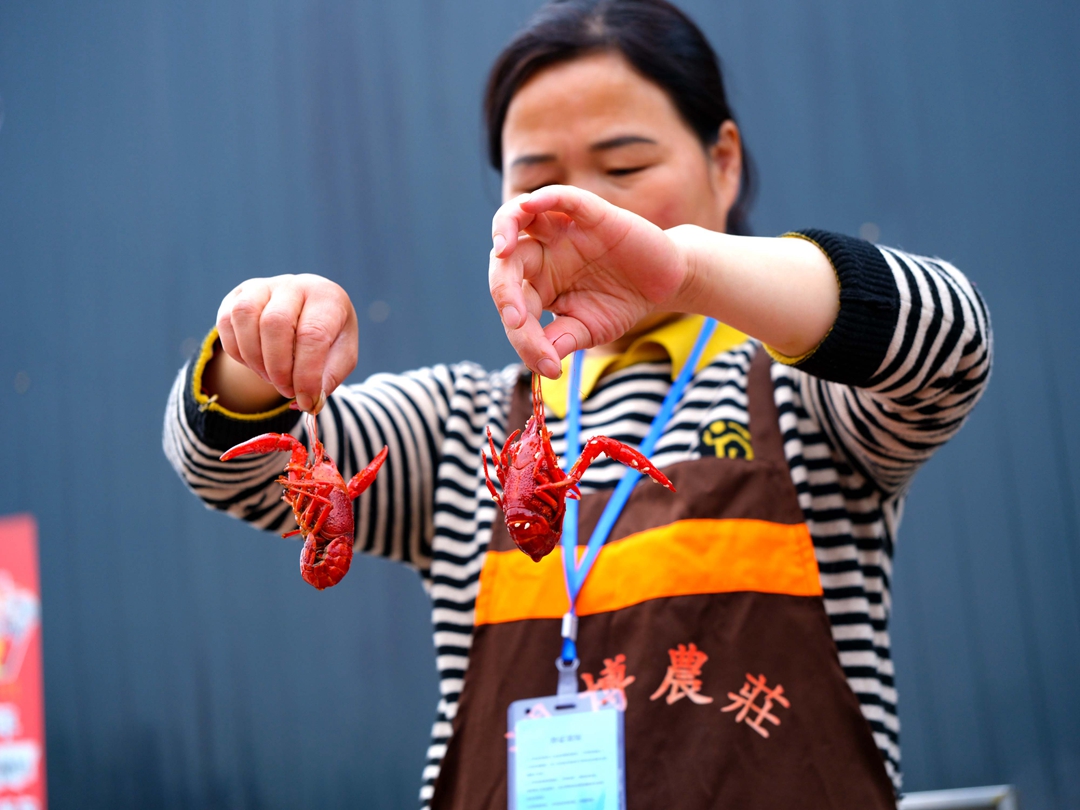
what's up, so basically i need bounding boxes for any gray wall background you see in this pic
[1,1,1078,807]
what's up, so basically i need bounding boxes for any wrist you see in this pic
[203,341,288,414]
[184,329,299,451]
[664,224,725,316]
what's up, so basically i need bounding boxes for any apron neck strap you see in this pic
[745,346,786,466]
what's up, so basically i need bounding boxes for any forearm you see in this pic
[741,233,992,494]
[163,339,486,573]
[670,226,839,359]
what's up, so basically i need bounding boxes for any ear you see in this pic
[707,120,743,232]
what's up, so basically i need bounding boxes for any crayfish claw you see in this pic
[220,432,306,461]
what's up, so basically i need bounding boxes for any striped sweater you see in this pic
[162,230,992,803]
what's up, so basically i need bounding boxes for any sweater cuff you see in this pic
[183,327,300,451]
[766,230,899,386]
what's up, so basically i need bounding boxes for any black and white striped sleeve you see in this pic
[772,230,992,495]
[162,330,491,577]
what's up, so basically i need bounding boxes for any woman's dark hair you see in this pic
[484,0,755,235]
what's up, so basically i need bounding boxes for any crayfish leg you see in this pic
[297,485,333,528]
[500,429,520,465]
[487,426,518,474]
[532,487,560,510]
[481,450,503,507]
[535,478,576,494]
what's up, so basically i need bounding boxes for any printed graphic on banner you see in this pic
[0,575,39,686]
[0,515,46,810]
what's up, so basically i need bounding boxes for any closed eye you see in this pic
[607,166,650,177]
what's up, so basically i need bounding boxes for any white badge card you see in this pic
[507,691,626,810]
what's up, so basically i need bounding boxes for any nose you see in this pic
[562,172,612,204]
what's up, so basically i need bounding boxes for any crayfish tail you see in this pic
[300,533,354,590]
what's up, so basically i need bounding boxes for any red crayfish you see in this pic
[221,414,388,590]
[483,374,675,562]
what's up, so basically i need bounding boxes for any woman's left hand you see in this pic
[489,185,690,378]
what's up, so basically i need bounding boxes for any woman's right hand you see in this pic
[212,274,358,414]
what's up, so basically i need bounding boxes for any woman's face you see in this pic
[501,51,742,233]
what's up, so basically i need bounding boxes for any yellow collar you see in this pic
[539,315,747,419]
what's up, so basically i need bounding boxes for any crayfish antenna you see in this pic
[306,413,322,462]
[531,373,547,432]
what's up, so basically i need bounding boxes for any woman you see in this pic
[164,1,991,807]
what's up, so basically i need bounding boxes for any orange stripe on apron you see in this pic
[476,518,822,625]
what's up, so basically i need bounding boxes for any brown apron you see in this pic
[431,350,896,809]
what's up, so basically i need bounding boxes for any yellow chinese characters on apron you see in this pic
[432,351,896,809]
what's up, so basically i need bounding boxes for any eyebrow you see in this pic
[589,135,657,152]
[508,135,659,170]
[509,153,556,169]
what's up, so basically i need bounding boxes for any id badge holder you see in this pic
[507,687,626,810]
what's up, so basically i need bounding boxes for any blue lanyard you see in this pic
[558,318,718,670]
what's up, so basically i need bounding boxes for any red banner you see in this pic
[0,515,46,810]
